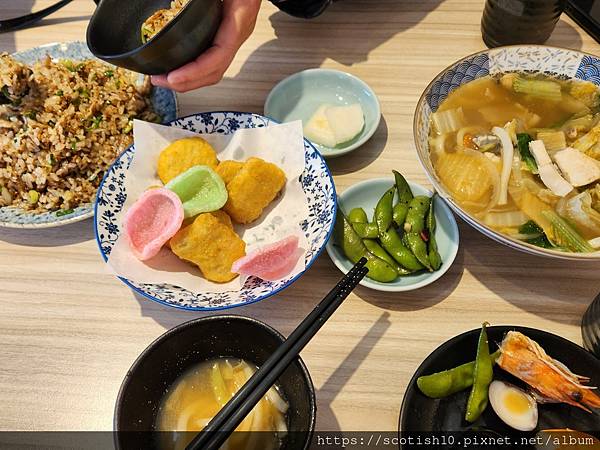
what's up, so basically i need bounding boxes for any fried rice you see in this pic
[141,0,191,43]
[0,53,160,213]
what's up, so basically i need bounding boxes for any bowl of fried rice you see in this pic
[0,42,177,228]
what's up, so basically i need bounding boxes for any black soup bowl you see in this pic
[114,315,316,450]
[87,0,222,75]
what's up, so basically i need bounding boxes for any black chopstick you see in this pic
[185,258,369,450]
[0,0,73,34]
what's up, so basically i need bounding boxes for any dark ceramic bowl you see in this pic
[582,292,600,358]
[87,0,222,75]
[114,315,316,450]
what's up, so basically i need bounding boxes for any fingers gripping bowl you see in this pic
[94,112,336,311]
[414,45,600,260]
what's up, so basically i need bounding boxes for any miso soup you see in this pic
[429,73,600,253]
[156,358,289,450]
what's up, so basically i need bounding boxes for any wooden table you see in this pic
[1,0,599,434]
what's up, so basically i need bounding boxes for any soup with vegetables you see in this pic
[429,73,600,253]
[156,358,289,450]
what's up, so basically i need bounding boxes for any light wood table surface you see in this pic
[1,0,599,433]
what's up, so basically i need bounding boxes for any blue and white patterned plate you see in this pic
[0,42,177,229]
[414,45,600,260]
[94,112,337,310]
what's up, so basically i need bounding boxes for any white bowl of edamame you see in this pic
[326,176,459,292]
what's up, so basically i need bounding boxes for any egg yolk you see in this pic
[504,389,531,414]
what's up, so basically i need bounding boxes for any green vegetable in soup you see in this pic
[516,133,538,174]
[519,220,544,237]
[542,210,594,253]
[512,76,562,102]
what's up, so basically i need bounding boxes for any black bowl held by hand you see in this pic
[114,315,316,450]
[87,0,222,75]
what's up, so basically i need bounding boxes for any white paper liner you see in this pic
[106,119,309,293]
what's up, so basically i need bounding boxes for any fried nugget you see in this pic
[170,213,245,283]
[216,160,244,185]
[210,210,234,229]
[179,210,232,230]
[157,137,219,184]
[223,157,286,224]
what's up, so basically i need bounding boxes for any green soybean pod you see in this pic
[393,170,414,205]
[404,196,430,233]
[375,187,395,234]
[465,323,494,423]
[379,228,424,271]
[348,207,368,224]
[364,240,411,276]
[352,222,379,239]
[417,350,501,398]
[404,232,433,271]
[393,203,409,227]
[363,252,399,282]
[427,196,443,271]
[336,211,398,282]
[337,209,366,263]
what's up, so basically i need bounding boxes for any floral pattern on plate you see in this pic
[94,112,337,310]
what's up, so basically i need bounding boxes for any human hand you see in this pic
[151,0,261,92]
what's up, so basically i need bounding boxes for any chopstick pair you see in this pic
[186,258,369,450]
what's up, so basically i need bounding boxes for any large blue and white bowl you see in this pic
[414,45,600,261]
[0,42,177,229]
[94,112,337,310]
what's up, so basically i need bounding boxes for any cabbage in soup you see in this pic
[429,73,600,253]
[155,358,289,450]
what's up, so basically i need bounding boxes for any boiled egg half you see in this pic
[489,380,538,431]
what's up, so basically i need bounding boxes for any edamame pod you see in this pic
[394,170,414,205]
[404,232,433,271]
[375,187,395,234]
[417,350,500,398]
[336,211,398,282]
[352,222,379,239]
[364,239,412,276]
[393,203,409,227]
[379,228,424,271]
[349,207,368,224]
[465,323,494,423]
[427,196,442,271]
[404,196,430,233]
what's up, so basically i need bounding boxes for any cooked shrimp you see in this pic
[497,331,600,412]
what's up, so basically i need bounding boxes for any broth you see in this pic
[429,73,600,252]
[155,358,288,450]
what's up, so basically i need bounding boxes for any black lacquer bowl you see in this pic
[114,315,316,450]
[87,0,222,75]
[399,326,600,449]
[583,293,600,359]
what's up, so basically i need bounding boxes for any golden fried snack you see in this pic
[223,157,286,224]
[216,160,244,185]
[179,210,232,230]
[157,137,219,184]
[170,213,245,283]
[210,210,234,229]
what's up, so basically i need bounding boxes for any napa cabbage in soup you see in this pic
[429,73,600,253]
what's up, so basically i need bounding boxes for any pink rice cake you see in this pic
[232,235,301,282]
[123,188,184,260]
